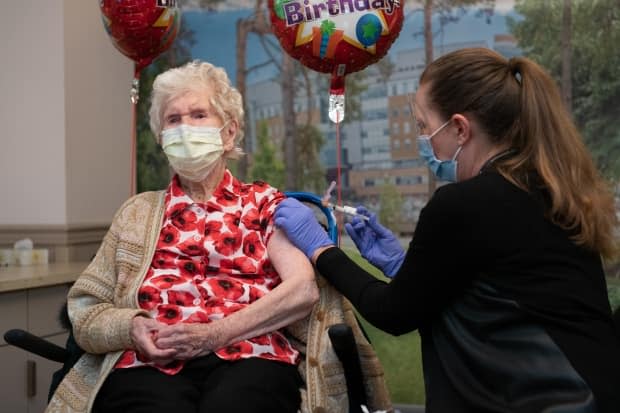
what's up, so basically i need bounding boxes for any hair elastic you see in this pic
[514,71,522,85]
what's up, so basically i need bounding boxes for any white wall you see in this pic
[0,0,66,225]
[0,0,133,226]
[64,0,133,226]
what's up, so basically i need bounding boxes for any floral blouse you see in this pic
[115,171,299,374]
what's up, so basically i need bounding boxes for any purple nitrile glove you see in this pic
[344,206,405,278]
[274,198,335,260]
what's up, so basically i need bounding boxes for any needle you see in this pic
[321,180,369,221]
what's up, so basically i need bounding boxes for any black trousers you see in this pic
[92,354,302,413]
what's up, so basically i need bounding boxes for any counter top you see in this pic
[0,262,88,293]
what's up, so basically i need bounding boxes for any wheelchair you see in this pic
[4,191,393,413]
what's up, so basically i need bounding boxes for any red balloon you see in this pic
[269,0,404,77]
[100,0,181,74]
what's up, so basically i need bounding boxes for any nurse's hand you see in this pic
[345,207,405,278]
[274,198,335,260]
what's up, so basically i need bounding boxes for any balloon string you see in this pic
[131,98,137,196]
[336,110,342,246]
[130,71,139,197]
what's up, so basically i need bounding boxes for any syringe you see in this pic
[325,203,370,221]
[321,180,370,221]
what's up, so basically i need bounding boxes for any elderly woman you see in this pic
[45,61,320,413]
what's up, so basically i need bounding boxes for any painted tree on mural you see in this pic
[509,0,620,179]
[235,1,278,182]
[377,182,404,232]
[249,120,285,188]
[136,14,197,192]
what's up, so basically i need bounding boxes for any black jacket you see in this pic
[317,171,620,412]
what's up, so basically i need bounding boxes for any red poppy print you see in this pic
[205,264,221,274]
[237,181,250,195]
[220,171,232,187]
[159,225,180,246]
[271,333,292,357]
[259,259,276,278]
[264,277,281,289]
[203,297,224,308]
[177,258,202,278]
[136,351,152,363]
[257,352,281,361]
[156,304,183,324]
[214,187,238,207]
[117,350,136,366]
[256,194,269,212]
[204,220,222,240]
[170,176,185,197]
[177,237,204,256]
[219,341,254,360]
[252,180,268,193]
[218,258,234,274]
[152,251,177,269]
[186,311,210,323]
[197,285,210,301]
[205,202,223,213]
[249,335,270,346]
[241,208,262,231]
[223,211,241,231]
[222,302,245,313]
[249,286,266,302]
[167,290,197,307]
[208,278,245,301]
[138,286,162,310]
[213,230,242,256]
[233,256,257,274]
[117,170,300,374]
[150,274,185,289]
[242,232,265,261]
[171,208,198,232]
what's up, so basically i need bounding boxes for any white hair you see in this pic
[149,60,245,159]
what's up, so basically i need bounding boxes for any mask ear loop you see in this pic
[427,119,452,140]
[451,145,463,161]
[218,119,231,133]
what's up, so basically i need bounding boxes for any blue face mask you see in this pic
[416,119,463,182]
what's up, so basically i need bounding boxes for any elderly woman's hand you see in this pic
[131,316,178,365]
[154,322,217,360]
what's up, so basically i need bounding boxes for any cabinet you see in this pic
[0,263,86,413]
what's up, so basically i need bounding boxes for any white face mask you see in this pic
[160,123,227,182]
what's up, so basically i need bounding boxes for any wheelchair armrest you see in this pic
[4,329,69,363]
[328,323,368,413]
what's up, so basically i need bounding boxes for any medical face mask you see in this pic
[161,123,226,182]
[416,120,463,183]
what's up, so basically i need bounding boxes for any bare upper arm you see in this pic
[267,229,315,282]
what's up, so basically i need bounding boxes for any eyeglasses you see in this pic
[407,93,422,135]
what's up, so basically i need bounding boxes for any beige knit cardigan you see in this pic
[45,191,393,413]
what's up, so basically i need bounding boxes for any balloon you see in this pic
[100,0,181,76]
[269,0,404,122]
[270,0,403,75]
[99,0,180,195]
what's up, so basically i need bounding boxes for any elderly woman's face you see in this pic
[162,89,224,131]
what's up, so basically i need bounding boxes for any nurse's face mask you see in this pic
[408,94,462,183]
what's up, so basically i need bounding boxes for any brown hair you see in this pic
[420,48,618,258]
